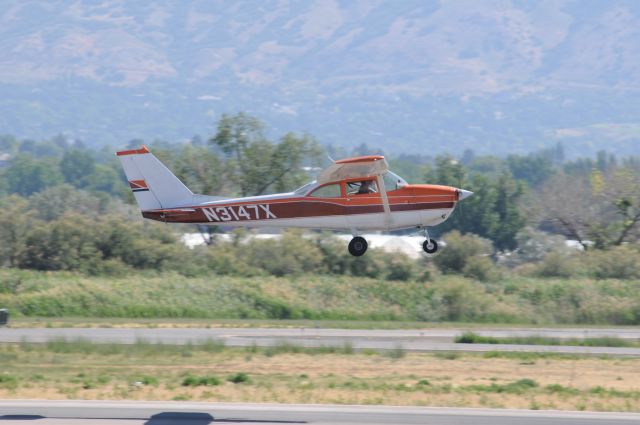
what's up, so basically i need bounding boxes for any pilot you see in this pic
[357,180,375,194]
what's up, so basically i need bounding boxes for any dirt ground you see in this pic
[1,344,638,412]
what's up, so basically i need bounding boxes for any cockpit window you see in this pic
[309,183,341,198]
[347,179,378,195]
[294,181,317,196]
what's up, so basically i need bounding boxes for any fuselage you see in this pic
[141,179,463,232]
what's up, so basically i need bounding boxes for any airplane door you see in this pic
[344,178,384,230]
[306,182,349,230]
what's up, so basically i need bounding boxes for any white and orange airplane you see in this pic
[117,146,472,256]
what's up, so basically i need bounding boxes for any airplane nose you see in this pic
[457,189,473,201]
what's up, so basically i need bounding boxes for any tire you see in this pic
[348,236,368,256]
[422,239,438,254]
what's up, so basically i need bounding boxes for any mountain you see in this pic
[1,0,640,157]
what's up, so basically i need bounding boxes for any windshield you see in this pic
[383,171,408,191]
[294,181,317,196]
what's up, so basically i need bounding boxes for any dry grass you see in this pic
[0,342,639,412]
[6,317,447,329]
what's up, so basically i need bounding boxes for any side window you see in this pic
[309,183,341,198]
[346,179,378,195]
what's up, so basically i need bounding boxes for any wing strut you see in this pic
[376,175,391,230]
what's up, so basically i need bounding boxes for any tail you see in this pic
[116,146,194,210]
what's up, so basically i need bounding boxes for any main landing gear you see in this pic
[420,227,438,254]
[348,236,368,256]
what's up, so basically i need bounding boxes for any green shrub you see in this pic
[434,352,460,360]
[423,278,493,322]
[138,375,158,386]
[455,331,499,344]
[0,374,18,389]
[467,378,538,394]
[383,255,416,281]
[513,378,538,388]
[227,372,250,384]
[583,246,640,279]
[545,384,578,395]
[532,250,579,278]
[241,232,322,276]
[433,231,494,275]
[181,374,221,387]
[462,256,500,282]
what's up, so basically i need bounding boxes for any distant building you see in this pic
[0,152,10,168]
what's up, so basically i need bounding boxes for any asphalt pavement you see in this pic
[1,401,639,425]
[1,327,639,355]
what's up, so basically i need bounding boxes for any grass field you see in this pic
[455,332,640,348]
[2,269,640,325]
[12,317,618,330]
[0,340,638,412]
[2,317,487,330]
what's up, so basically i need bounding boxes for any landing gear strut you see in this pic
[420,227,438,254]
[348,236,368,256]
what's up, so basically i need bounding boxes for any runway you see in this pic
[0,400,640,425]
[1,327,639,356]
[1,401,639,425]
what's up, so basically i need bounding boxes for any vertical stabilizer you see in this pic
[116,146,193,210]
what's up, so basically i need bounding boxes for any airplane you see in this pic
[117,146,473,256]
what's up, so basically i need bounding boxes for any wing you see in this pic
[317,155,388,184]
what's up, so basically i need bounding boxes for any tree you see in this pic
[28,185,109,221]
[564,150,617,176]
[0,134,18,154]
[424,155,466,187]
[0,195,36,267]
[538,168,640,249]
[491,173,526,250]
[18,214,101,271]
[60,149,95,187]
[4,154,63,196]
[606,169,640,246]
[210,113,322,196]
[537,172,595,249]
[210,112,266,196]
[172,145,228,196]
[266,132,323,194]
[427,156,525,251]
[506,153,555,187]
[84,164,124,196]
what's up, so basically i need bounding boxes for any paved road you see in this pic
[1,401,639,425]
[1,327,639,356]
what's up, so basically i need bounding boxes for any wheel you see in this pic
[348,236,368,256]
[423,239,438,254]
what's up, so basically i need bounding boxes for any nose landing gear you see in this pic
[423,238,438,254]
[348,236,368,256]
[420,227,438,254]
